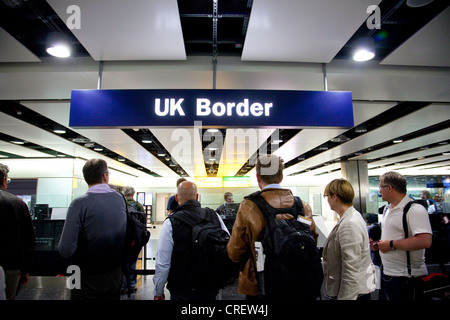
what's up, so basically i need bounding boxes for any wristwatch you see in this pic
[389,240,396,251]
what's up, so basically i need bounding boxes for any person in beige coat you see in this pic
[322,179,377,300]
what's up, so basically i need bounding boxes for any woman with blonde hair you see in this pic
[322,178,376,300]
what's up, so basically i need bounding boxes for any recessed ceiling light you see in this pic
[393,139,403,143]
[406,0,434,8]
[142,135,152,143]
[271,139,283,144]
[352,37,376,62]
[46,32,72,58]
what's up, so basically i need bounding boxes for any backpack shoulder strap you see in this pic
[294,196,305,217]
[245,191,276,219]
[170,210,200,228]
[402,200,419,277]
[246,190,301,220]
[204,207,221,227]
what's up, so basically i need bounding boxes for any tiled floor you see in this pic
[15,275,245,300]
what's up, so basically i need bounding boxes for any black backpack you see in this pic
[246,191,323,300]
[127,200,146,225]
[169,208,239,294]
[122,196,151,297]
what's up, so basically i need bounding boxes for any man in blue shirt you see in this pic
[166,177,186,215]
[59,159,127,300]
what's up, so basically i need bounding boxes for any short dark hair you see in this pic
[380,171,407,194]
[176,177,187,187]
[83,159,108,185]
[256,155,284,185]
[0,163,9,182]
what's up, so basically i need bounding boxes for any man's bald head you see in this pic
[175,181,198,205]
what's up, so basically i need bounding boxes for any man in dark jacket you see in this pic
[0,163,35,300]
[153,181,228,300]
[59,159,127,300]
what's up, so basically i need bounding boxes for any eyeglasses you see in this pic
[3,177,11,184]
[379,185,390,190]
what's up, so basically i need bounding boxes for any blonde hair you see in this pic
[324,179,354,205]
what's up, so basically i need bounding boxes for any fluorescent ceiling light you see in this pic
[53,125,66,134]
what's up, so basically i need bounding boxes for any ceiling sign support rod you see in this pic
[97,61,103,90]
[212,57,217,89]
[211,0,220,90]
[322,63,328,91]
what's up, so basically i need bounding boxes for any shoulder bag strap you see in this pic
[402,201,414,277]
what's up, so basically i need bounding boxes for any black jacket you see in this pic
[166,200,217,298]
[0,190,35,273]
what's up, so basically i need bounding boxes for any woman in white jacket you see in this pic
[322,179,377,300]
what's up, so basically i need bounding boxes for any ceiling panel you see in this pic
[381,7,450,67]
[370,154,450,172]
[21,101,177,177]
[351,127,450,161]
[274,102,395,163]
[368,145,450,168]
[0,27,41,63]
[284,103,450,175]
[150,128,206,177]
[47,0,186,61]
[0,140,54,158]
[242,0,381,63]
[218,128,275,177]
[0,111,151,178]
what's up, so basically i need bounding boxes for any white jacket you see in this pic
[322,206,377,300]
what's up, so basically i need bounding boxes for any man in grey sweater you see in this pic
[59,159,127,300]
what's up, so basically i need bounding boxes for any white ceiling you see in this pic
[0,27,41,63]
[242,0,382,63]
[47,0,186,61]
[381,7,450,67]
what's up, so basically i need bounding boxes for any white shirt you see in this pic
[380,195,432,277]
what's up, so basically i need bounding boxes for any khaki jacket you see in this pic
[227,188,318,296]
[322,206,376,300]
